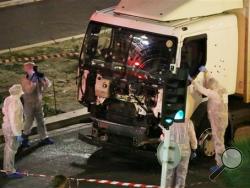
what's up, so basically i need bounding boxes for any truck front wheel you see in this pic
[198,128,215,157]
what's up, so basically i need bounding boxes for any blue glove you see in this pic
[190,149,197,160]
[188,75,193,82]
[16,136,24,143]
[199,66,207,72]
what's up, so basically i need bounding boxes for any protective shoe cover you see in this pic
[193,75,228,166]
[210,165,220,174]
[40,137,54,145]
[6,172,24,179]
[166,119,198,188]
[2,84,24,173]
[21,133,31,148]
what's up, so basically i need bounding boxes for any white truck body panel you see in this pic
[91,10,238,93]
[178,15,238,118]
[90,8,178,37]
[182,15,238,93]
[115,0,243,21]
[90,9,239,118]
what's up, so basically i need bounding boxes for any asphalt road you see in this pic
[0,126,227,188]
[0,0,118,50]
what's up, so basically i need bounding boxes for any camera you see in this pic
[33,65,45,79]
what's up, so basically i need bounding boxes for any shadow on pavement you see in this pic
[70,148,226,188]
[0,141,46,187]
[16,141,47,160]
[71,148,161,187]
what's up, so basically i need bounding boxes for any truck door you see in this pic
[180,34,207,78]
[180,34,207,119]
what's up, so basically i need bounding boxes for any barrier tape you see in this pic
[0,169,160,188]
[1,169,210,187]
[76,178,160,188]
[0,52,80,64]
[0,169,55,179]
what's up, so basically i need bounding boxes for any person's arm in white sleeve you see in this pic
[192,80,214,98]
[2,98,8,115]
[188,120,198,150]
[8,100,23,136]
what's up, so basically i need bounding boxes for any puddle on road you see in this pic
[43,151,92,159]
[62,138,76,143]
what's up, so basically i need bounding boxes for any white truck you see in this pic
[77,0,250,157]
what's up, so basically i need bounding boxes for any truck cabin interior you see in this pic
[181,35,207,78]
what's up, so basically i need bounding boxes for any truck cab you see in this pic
[77,0,250,156]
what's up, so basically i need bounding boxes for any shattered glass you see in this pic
[80,22,178,80]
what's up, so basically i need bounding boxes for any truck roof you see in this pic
[90,7,237,37]
[114,0,243,21]
[90,7,177,36]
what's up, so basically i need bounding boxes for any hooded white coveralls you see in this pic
[193,78,228,166]
[21,73,50,139]
[166,119,198,188]
[2,85,24,173]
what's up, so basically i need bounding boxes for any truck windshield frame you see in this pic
[79,21,178,81]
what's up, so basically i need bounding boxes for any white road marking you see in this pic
[0,34,84,55]
[0,0,43,8]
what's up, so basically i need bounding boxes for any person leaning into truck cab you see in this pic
[20,62,54,147]
[2,85,24,179]
[192,66,228,171]
[161,119,198,188]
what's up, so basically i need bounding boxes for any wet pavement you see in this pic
[0,0,118,50]
[0,126,227,188]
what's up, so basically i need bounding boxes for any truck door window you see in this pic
[181,35,207,77]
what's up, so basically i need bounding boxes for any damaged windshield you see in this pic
[80,22,178,79]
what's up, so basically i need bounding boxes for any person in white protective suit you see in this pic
[21,62,54,147]
[2,84,24,179]
[192,66,228,171]
[161,119,198,188]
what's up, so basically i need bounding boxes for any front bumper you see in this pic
[78,117,159,150]
[91,117,147,139]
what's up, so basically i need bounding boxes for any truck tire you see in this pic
[196,115,215,157]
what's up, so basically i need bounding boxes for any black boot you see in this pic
[21,133,31,148]
[40,137,54,145]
